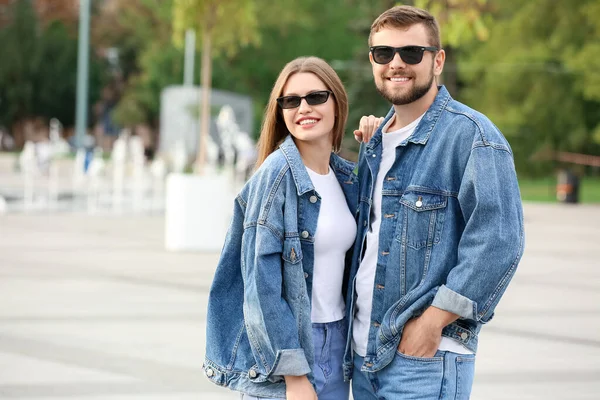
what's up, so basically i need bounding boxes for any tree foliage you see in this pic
[415,0,493,46]
[5,0,598,178]
[0,1,104,133]
[93,0,178,128]
[171,0,313,168]
[458,0,600,176]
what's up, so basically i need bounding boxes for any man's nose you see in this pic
[389,52,406,69]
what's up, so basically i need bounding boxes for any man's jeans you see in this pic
[242,319,349,400]
[352,350,475,399]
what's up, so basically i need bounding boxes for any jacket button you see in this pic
[304,272,309,278]
[249,369,257,378]
[363,221,367,226]
[460,332,468,340]
[309,195,318,203]
[301,231,309,239]
[206,368,214,377]
[415,196,423,208]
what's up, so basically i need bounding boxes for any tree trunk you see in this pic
[196,29,212,174]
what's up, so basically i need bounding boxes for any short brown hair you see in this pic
[255,57,349,169]
[369,5,441,49]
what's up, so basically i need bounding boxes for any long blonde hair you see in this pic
[255,56,349,169]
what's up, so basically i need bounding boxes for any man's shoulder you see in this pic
[442,98,510,150]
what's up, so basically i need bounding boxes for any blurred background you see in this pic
[0,0,599,399]
[1,0,599,184]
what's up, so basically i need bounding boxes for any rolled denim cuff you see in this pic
[270,349,311,377]
[431,285,476,321]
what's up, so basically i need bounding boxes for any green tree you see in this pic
[414,0,494,94]
[0,0,104,147]
[0,0,40,136]
[458,0,600,176]
[171,0,309,171]
[210,0,365,142]
[173,0,258,171]
[93,0,178,128]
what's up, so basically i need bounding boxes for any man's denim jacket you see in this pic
[204,135,359,398]
[342,86,525,379]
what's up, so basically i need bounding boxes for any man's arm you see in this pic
[430,144,524,323]
[400,143,524,357]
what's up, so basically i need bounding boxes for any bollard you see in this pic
[556,169,579,203]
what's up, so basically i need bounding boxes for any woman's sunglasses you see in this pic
[276,90,332,109]
[370,45,439,65]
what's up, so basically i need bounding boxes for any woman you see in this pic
[204,56,358,400]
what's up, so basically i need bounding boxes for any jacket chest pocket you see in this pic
[399,192,447,250]
[282,237,306,300]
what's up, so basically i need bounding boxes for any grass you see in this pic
[519,176,600,204]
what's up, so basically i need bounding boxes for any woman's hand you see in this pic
[354,115,384,143]
[284,375,318,400]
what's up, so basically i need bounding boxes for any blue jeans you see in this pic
[242,319,349,400]
[352,350,476,399]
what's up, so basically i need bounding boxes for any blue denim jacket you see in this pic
[343,86,525,379]
[204,135,358,398]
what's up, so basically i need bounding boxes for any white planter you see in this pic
[164,173,233,252]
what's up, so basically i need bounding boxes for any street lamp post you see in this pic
[75,0,91,149]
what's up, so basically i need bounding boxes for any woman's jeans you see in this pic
[352,349,476,399]
[241,319,349,400]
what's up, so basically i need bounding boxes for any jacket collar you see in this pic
[279,135,315,196]
[366,85,452,150]
[329,152,354,177]
[278,135,354,196]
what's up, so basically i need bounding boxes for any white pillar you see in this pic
[164,173,233,252]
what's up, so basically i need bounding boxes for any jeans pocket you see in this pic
[395,349,445,362]
[455,354,476,400]
[379,350,445,399]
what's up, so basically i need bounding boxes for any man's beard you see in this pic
[376,70,434,105]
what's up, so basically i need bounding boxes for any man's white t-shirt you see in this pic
[352,114,473,357]
[306,167,357,323]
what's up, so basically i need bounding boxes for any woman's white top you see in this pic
[306,166,357,323]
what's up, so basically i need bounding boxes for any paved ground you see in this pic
[0,203,599,399]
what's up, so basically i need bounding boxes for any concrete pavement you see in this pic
[0,203,599,399]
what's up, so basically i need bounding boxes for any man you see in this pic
[345,5,524,399]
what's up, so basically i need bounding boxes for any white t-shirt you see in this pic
[306,167,357,323]
[352,114,474,357]
[352,114,420,356]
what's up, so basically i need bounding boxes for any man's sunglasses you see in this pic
[276,90,332,109]
[370,45,439,65]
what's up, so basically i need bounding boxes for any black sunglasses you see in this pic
[370,45,439,65]
[276,90,332,109]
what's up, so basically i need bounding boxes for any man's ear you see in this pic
[434,49,446,76]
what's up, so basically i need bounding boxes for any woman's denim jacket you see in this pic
[203,135,359,398]
[342,86,525,380]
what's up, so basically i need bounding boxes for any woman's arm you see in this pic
[241,176,311,382]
